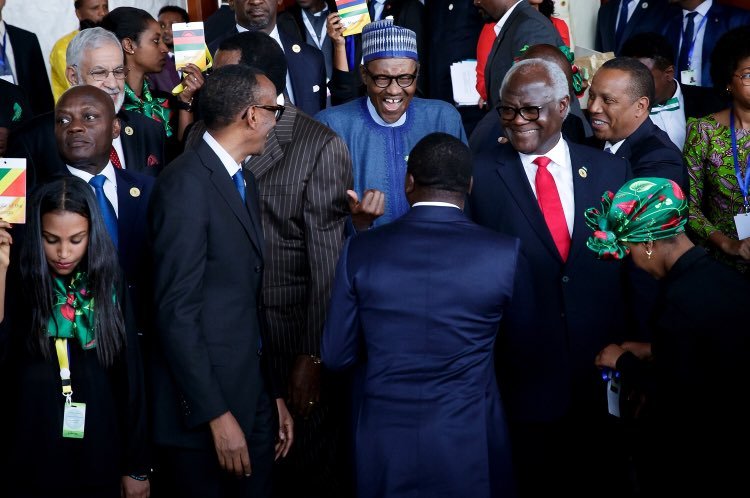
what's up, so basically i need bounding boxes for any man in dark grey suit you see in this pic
[150,65,292,498]
[206,31,353,498]
[475,0,563,108]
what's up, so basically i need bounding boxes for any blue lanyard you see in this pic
[729,110,750,211]
[683,13,708,69]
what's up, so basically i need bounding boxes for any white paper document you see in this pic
[450,60,481,107]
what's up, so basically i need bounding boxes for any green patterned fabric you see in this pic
[684,115,750,273]
[585,178,688,259]
[124,81,173,138]
[47,272,97,349]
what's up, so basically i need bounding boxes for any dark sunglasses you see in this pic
[241,104,285,121]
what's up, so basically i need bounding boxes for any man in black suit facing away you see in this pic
[149,65,293,498]
[594,0,673,55]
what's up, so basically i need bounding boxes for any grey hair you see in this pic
[66,27,123,81]
[500,58,570,119]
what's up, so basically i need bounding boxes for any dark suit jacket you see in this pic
[8,109,165,188]
[484,1,563,108]
[681,81,725,119]
[5,23,54,116]
[424,0,485,102]
[149,138,268,450]
[612,118,688,191]
[0,79,31,130]
[209,26,327,116]
[468,140,633,422]
[204,4,236,46]
[595,0,674,55]
[662,2,750,88]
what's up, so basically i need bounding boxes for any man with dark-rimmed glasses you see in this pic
[468,57,637,498]
[316,18,466,228]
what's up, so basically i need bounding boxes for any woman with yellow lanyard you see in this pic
[0,177,149,498]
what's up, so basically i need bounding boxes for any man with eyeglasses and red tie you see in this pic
[316,18,466,229]
[468,58,638,498]
[8,27,165,187]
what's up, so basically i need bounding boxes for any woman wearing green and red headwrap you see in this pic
[585,177,750,497]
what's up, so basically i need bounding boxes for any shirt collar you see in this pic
[202,131,242,178]
[0,20,6,38]
[66,162,117,186]
[604,138,627,154]
[518,133,567,166]
[493,1,524,36]
[366,96,407,127]
[684,0,712,17]
[412,202,461,209]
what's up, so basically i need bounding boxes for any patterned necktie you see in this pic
[534,156,570,261]
[678,12,698,75]
[109,146,122,169]
[615,0,631,50]
[89,175,119,249]
[232,170,246,204]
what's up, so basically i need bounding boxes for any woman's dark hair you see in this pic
[20,177,125,367]
[710,26,750,98]
[539,0,555,18]
[100,6,155,44]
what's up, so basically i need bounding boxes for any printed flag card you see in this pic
[0,158,26,223]
[173,22,209,71]
[335,0,371,36]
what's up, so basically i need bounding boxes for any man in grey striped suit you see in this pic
[189,31,354,498]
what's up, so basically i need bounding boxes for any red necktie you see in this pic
[110,146,122,169]
[533,156,570,261]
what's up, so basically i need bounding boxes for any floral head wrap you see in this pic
[585,178,688,260]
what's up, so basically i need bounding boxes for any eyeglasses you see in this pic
[734,73,750,86]
[241,104,285,121]
[363,67,417,89]
[496,103,549,122]
[82,66,129,81]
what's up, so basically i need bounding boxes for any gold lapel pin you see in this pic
[578,167,588,178]
[124,126,134,136]
[292,44,301,53]
[130,187,141,198]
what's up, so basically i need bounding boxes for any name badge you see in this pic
[62,402,86,439]
[680,69,697,86]
[734,211,750,240]
[607,377,621,418]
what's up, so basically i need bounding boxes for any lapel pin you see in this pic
[448,3,454,10]
[641,2,648,9]
[292,44,301,53]
[130,187,141,198]
[124,126,134,136]
[578,167,588,178]
[312,84,320,93]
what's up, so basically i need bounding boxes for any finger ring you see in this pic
[308,401,315,405]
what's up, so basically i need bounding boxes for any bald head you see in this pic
[520,44,574,95]
[55,86,120,175]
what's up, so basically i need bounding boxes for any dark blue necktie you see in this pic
[232,170,246,204]
[89,175,119,249]
[678,12,698,75]
[615,0,631,50]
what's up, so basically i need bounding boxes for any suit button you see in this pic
[254,265,262,273]
[561,276,570,283]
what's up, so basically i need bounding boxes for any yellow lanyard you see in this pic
[54,338,73,403]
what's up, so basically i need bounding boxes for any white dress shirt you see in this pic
[518,135,575,236]
[237,23,295,104]
[615,0,638,31]
[678,0,712,87]
[649,80,687,150]
[67,162,119,217]
[493,1,524,37]
[203,131,243,181]
[0,21,18,84]
[604,139,626,155]
[412,202,461,209]
[372,0,386,21]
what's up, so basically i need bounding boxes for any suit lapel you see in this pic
[197,141,263,255]
[567,144,602,265]
[494,145,561,261]
[118,112,139,168]
[114,169,143,256]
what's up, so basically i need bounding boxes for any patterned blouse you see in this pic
[684,114,750,274]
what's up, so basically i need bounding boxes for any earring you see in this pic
[645,246,653,260]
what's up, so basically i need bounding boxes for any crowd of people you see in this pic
[0,0,749,497]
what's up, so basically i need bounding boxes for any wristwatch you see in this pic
[175,97,193,112]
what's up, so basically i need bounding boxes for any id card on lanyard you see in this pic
[680,14,708,87]
[55,338,86,439]
[730,111,750,240]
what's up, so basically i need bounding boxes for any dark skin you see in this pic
[234,0,283,33]
[405,174,472,208]
[296,0,326,13]
[54,86,120,175]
